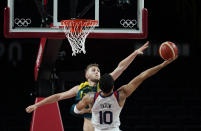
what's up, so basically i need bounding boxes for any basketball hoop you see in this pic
[61,19,98,56]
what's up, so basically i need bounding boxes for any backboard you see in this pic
[4,0,148,39]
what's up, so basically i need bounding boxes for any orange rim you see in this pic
[61,19,98,27]
[61,19,98,33]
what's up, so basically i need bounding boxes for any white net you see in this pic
[62,20,98,56]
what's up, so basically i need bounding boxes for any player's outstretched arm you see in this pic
[110,41,149,81]
[119,56,178,99]
[25,85,79,113]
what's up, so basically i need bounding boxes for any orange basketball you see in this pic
[159,41,178,60]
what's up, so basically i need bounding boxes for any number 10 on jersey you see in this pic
[99,111,113,124]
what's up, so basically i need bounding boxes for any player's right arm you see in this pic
[118,57,177,106]
[25,85,79,113]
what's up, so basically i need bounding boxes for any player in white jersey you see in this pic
[73,56,177,131]
[92,90,122,130]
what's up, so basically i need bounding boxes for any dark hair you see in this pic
[99,73,114,93]
[84,63,99,74]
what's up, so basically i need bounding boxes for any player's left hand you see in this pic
[135,41,149,55]
[80,103,92,114]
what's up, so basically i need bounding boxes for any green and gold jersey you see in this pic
[70,81,100,118]
[75,81,100,103]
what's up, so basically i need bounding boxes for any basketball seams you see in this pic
[159,43,171,60]
[159,43,164,59]
[163,42,175,57]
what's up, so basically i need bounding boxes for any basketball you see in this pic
[159,41,178,60]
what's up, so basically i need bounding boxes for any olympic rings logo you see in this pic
[120,19,137,28]
[14,18,32,27]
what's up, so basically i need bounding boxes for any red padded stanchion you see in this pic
[30,97,64,131]
[34,38,47,81]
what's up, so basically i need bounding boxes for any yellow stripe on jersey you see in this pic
[78,81,90,90]
[78,81,100,91]
[97,82,100,92]
[80,91,83,98]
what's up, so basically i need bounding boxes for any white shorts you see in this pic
[95,127,121,131]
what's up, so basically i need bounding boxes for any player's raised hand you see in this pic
[135,41,149,55]
[163,55,178,66]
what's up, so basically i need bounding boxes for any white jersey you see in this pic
[92,91,122,131]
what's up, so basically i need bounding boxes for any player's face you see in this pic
[86,66,100,82]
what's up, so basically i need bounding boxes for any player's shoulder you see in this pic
[71,85,80,93]
[117,85,127,92]
[117,85,128,98]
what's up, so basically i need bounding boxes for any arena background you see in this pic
[0,0,201,131]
